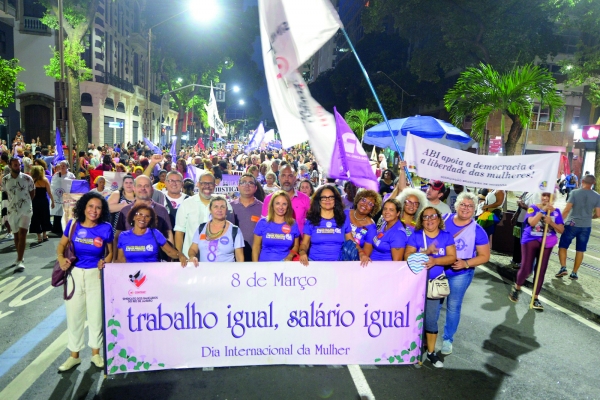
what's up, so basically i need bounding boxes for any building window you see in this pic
[104,98,114,110]
[572,106,581,127]
[81,93,93,106]
[0,31,5,55]
[531,104,564,132]
[116,102,125,113]
[133,106,139,116]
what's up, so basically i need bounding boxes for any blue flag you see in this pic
[245,122,265,154]
[143,137,162,154]
[53,127,65,166]
[170,136,177,159]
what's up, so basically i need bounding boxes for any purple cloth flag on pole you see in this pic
[187,164,198,183]
[245,122,266,154]
[329,107,379,191]
[143,137,162,154]
[170,136,177,159]
[53,127,65,166]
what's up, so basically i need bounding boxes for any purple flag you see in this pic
[143,137,162,154]
[170,136,177,159]
[186,164,198,183]
[329,107,378,191]
[53,127,65,166]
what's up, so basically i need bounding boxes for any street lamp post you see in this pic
[376,71,414,117]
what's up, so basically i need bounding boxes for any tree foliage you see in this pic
[363,0,564,82]
[445,63,564,155]
[0,58,25,124]
[344,109,383,143]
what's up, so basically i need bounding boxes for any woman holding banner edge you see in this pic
[252,191,300,261]
[439,192,490,356]
[405,206,456,368]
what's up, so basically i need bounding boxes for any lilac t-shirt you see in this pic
[65,220,114,269]
[407,229,455,278]
[521,204,563,247]
[254,218,300,261]
[369,222,408,261]
[443,214,489,277]
[303,217,352,261]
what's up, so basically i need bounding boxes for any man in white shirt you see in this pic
[163,171,188,229]
[2,158,34,271]
[426,180,452,215]
[174,173,233,257]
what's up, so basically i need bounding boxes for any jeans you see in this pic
[425,298,442,334]
[442,269,475,343]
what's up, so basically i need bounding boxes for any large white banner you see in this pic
[103,261,426,375]
[405,134,560,192]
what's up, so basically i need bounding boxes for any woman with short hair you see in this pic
[263,171,280,194]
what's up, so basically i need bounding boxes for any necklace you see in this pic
[401,212,416,225]
[353,210,367,221]
[207,220,226,239]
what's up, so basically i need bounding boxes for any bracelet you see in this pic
[465,260,470,268]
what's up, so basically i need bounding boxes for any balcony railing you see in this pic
[22,16,50,34]
[104,72,134,93]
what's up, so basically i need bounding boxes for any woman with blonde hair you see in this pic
[252,191,300,261]
[29,165,54,243]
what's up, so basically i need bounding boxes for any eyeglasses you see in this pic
[320,195,336,202]
[199,182,215,187]
[458,203,475,210]
[167,179,182,184]
[422,214,439,221]
[239,181,256,187]
[134,212,152,219]
[359,198,375,208]
[404,199,420,207]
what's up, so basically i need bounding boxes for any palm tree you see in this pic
[444,63,564,155]
[344,109,384,144]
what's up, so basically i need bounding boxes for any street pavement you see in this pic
[0,204,599,399]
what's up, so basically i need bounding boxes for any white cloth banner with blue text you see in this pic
[103,261,425,374]
[405,134,560,192]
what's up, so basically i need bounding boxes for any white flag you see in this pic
[204,84,226,137]
[259,0,343,175]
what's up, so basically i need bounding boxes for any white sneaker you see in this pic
[91,354,104,368]
[14,261,25,272]
[58,356,81,372]
[4,233,14,240]
[441,340,453,355]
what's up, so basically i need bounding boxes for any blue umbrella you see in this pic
[364,115,475,150]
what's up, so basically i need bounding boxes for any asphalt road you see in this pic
[0,232,599,400]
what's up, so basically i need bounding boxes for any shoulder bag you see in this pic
[421,231,450,299]
[51,220,77,300]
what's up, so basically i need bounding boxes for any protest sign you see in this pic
[405,134,560,192]
[102,261,426,374]
[214,174,240,195]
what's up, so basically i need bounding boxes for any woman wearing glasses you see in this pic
[114,203,187,264]
[405,206,456,368]
[299,185,353,265]
[368,199,408,262]
[346,189,380,257]
[396,188,427,237]
[188,196,245,263]
[252,191,300,261]
[438,192,490,356]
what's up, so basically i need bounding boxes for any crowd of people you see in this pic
[2,133,599,373]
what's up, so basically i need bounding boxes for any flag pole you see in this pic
[340,28,413,187]
[529,194,553,309]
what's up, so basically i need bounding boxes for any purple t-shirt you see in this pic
[369,222,408,261]
[303,217,352,261]
[118,228,166,262]
[521,204,563,247]
[65,220,114,269]
[254,218,300,261]
[443,214,489,277]
[407,229,455,278]
[345,210,376,248]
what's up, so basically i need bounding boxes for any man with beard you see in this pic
[114,175,173,250]
[174,173,233,257]
[2,158,35,271]
[261,165,310,233]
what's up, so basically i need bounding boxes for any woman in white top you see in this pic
[263,171,280,194]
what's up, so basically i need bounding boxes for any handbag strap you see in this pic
[452,219,474,238]
[63,271,75,300]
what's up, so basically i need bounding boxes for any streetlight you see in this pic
[238,99,245,105]
[144,1,218,140]
[376,71,415,117]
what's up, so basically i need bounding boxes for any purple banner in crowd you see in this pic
[214,174,241,195]
[329,107,379,191]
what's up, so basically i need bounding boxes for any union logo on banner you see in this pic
[129,270,146,288]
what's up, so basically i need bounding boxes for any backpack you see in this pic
[568,175,576,185]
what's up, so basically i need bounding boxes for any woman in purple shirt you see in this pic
[299,185,353,265]
[509,191,564,310]
[253,191,300,261]
[367,199,407,262]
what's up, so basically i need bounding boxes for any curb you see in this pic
[485,259,600,325]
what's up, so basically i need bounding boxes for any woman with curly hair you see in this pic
[107,175,135,232]
[396,188,427,237]
[56,192,113,372]
[347,189,381,254]
[114,202,187,264]
[405,206,457,369]
[367,198,407,262]
[299,185,353,265]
